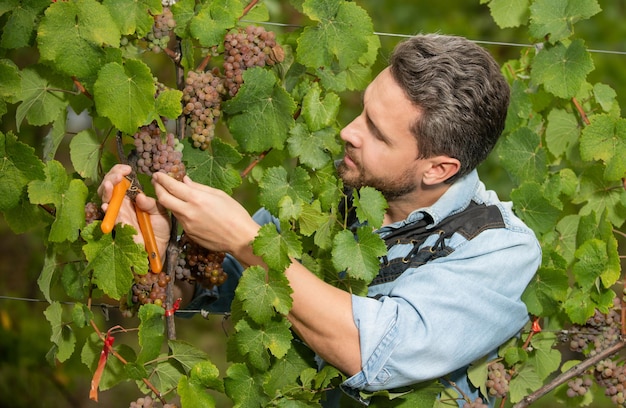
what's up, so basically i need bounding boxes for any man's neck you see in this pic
[383,183,452,226]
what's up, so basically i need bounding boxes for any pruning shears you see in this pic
[100,132,162,274]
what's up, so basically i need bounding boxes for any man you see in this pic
[99,34,541,406]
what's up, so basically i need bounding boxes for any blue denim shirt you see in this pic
[340,170,541,405]
[187,170,541,406]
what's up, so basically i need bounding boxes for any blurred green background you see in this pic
[1,1,624,407]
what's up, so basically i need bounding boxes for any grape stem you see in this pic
[512,339,626,408]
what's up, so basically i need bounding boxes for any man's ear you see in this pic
[422,156,460,185]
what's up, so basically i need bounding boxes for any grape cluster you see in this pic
[129,395,178,408]
[564,298,625,404]
[85,201,104,225]
[175,234,227,289]
[486,361,510,398]
[145,7,176,53]
[131,271,171,308]
[223,25,284,97]
[182,69,225,150]
[464,397,489,408]
[133,122,186,181]
[566,376,592,398]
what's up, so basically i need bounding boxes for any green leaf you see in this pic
[44,302,76,362]
[486,0,530,28]
[233,317,293,371]
[183,137,242,193]
[81,222,148,299]
[529,0,601,43]
[0,131,45,211]
[0,59,21,99]
[331,226,387,282]
[178,375,217,408]
[573,164,626,227]
[137,303,165,364]
[530,39,594,99]
[298,0,373,70]
[301,83,340,131]
[593,83,617,113]
[69,129,102,182]
[137,358,185,396]
[223,68,297,153]
[225,363,270,407]
[577,212,621,288]
[235,265,293,324]
[563,287,596,324]
[498,127,547,184]
[262,341,317,397]
[508,365,543,403]
[545,108,580,158]
[287,123,339,170]
[528,332,561,380]
[189,360,224,392]
[353,187,388,229]
[103,0,161,37]
[258,166,312,215]
[28,160,88,243]
[169,340,212,374]
[0,0,49,49]
[510,182,561,235]
[572,239,613,291]
[298,199,328,237]
[189,0,242,47]
[17,66,71,131]
[580,114,626,181]
[252,224,302,272]
[93,59,156,134]
[522,266,569,316]
[37,0,120,78]
[155,88,183,120]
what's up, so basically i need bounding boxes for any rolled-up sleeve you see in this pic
[342,227,541,391]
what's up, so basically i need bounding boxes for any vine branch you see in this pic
[512,339,626,408]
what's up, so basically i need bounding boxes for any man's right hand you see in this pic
[97,164,172,259]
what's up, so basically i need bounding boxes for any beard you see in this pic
[336,156,417,201]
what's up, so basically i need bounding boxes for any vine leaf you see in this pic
[224,363,270,407]
[235,265,293,324]
[178,375,217,408]
[37,0,120,78]
[577,212,621,288]
[188,359,224,392]
[154,88,183,120]
[332,226,387,282]
[223,68,297,153]
[529,0,601,43]
[258,166,312,215]
[0,0,49,49]
[183,137,242,193]
[93,59,155,134]
[81,333,136,391]
[252,225,302,272]
[16,66,71,131]
[298,0,373,70]
[572,163,626,227]
[0,59,21,99]
[189,0,241,47]
[580,114,626,181]
[484,0,530,29]
[528,332,562,380]
[0,131,45,211]
[81,222,147,300]
[353,186,388,229]
[508,365,543,403]
[233,318,293,371]
[531,39,594,99]
[102,0,161,37]
[262,341,317,396]
[137,303,164,364]
[545,108,580,159]
[169,340,212,374]
[28,160,88,243]
[70,129,101,182]
[510,182,561,235]
[522,266,569,316]
[498,127,548,184]
[44,301,77,363]
[301,83,341,131]
[287,124,339,170]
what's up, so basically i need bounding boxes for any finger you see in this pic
[97,164,132,203]
[152,172,190,210]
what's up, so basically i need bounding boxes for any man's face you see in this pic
[337,68,425,200]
